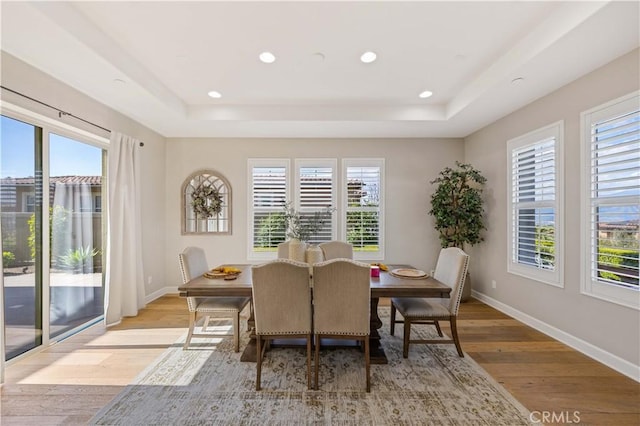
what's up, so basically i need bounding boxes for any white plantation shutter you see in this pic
[344,159,384,260]
[296,160,336,244]
[512,139,556,268]
[584,95,639,301]
[249,160,289,258]
[507,122,563,286]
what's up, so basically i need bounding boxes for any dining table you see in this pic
[178,263,451,364]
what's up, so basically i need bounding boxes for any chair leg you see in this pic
[314,334,321,390]
[434,320,444,337]
[183,311,197,350]
[256,336,262,391]
[202,315,211,332]
[364,336,370,393]
[306,333,312,390]
[390,303,396,336]
[233,311,240,352]
[403,318,411,358]
[450,316,464,357]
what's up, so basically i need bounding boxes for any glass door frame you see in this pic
[1,101,109,367]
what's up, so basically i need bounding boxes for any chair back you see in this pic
[313,259,370,336]
[433,247,470,315]
[179,247,209,284]
[318,241,353,260]
[277,241,290,259]
[251,259,312,336]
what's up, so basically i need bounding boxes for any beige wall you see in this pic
[464,49,640,367]
[164,137,464,286]
[1,52,168,295]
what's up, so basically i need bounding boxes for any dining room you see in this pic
[1,1,639,424]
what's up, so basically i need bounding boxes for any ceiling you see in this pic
[1,1,639,138]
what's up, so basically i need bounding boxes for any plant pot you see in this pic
[288,239,307,262]
[305,245,324,265]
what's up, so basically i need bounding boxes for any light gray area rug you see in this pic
[91,309,531,425]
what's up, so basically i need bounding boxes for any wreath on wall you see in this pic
[191,184,223,218]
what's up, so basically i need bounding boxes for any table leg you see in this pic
[369,297,388,364]
[240,305,258,362]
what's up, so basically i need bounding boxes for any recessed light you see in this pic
[207,90,222,99]
[259,51,276,63]
[360,51,377,63]
[419,90,433,99]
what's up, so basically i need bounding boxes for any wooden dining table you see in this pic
[178,263,451,364]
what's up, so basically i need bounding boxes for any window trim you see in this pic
[342,158,385,261]
[507,121,564,287]
[247,158,290,261]
[580,91,640,310]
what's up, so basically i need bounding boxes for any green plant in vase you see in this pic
[429,162,486,300]
[282,202,334,243]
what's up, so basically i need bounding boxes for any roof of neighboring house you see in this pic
[598,221,639,231]
[0,176,102,185]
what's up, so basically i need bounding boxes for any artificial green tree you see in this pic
[429,162,486,301]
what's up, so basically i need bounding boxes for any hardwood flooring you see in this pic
[1,296,638,425]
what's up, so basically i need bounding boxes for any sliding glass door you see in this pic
[1,113,106,361]
[49,133,105,338]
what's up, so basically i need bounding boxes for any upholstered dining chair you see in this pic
[318,240,353,260]
[251,259,313,391]
[312,258,371,392]
[277,241,289,259]
[390,247,470,358]
[178,247,250,352]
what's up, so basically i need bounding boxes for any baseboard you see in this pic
[145,286,179,304]
[471,290,640,382]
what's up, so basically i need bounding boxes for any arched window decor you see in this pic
[182,170,232,234]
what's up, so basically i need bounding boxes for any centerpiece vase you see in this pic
[305,244,324,265]
[288,238,307,262]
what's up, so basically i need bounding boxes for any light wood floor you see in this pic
[1,295,638,425]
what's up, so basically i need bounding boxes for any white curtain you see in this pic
[105,132,145,326]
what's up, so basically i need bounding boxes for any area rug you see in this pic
[91,309,531,425]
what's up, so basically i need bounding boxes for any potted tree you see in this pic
[429,161,486,301]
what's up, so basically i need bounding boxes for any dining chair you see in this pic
[390,247,470,358]
[179,247,250,352]
[251,258,313,390]
[318,240,353,260]
[312,258,371,392]
[277,241,289,259]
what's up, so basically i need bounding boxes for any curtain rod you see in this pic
[0,85,144,147]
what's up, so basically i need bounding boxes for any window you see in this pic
[248,159,289,260]
[295,159,337,244]
[343,159,385,261]
[507,121,564,286]
[581,92,639,309]
[247,158,385,261]
[23,192,35,212]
